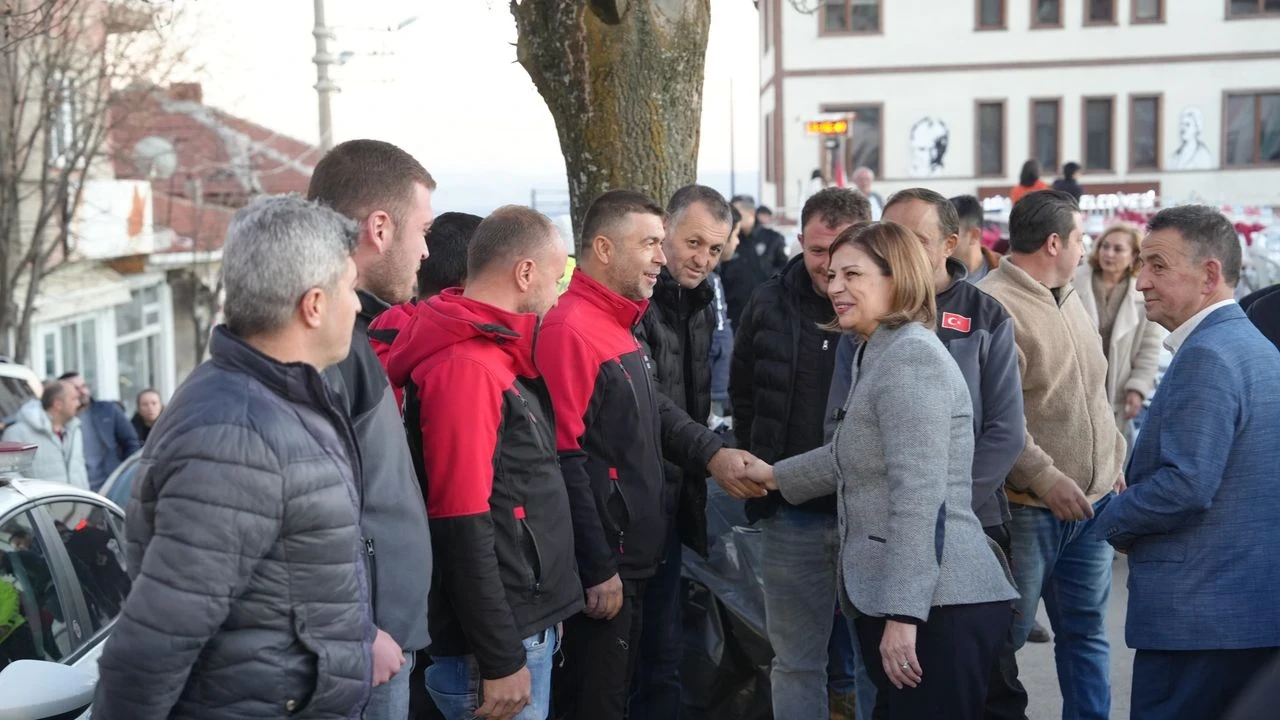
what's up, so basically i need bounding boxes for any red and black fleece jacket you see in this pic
[366,300,414,412]
[386,290,583,680]
[537,270,724,586]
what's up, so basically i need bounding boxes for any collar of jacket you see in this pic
[935,257,970,304]
[357,289,392,327]
[401,289,540,379]
[566,268,648,328]
[778,252,828,303]
[653,267,714,313]
[997,257,1076,308]
[208,326,335,408]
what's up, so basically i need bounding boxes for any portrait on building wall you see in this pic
[909,117,949,177]
[1171,107,1214,170]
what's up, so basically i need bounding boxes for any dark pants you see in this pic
[982,523,1029,720]
[856,601,1011,720]
[630,531,683,719]
[1132,647,1280,720]
[553,579,646,720]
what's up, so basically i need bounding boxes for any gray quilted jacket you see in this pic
[92,327,374,719]
[775,322,1018,622]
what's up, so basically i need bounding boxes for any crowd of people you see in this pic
[73,137,1279,720]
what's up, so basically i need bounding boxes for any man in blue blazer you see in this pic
[1095,205,1280,720]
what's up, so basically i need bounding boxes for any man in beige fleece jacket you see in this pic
[978,189,1126,720]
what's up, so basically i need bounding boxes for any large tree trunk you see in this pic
[511,0,711,244]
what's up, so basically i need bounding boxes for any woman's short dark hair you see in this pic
[1019,159,1042,188]
[823,221,937,333]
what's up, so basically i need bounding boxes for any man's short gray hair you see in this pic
[1147,205,1242,286]
[221,194,358,337]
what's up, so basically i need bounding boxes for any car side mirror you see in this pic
[0,660,96,720]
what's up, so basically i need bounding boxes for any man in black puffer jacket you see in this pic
[631,185,757,720]
[730,187,870,720]
[94,196,378,719]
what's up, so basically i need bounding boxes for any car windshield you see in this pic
[103,458,141,509]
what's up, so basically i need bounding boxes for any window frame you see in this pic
[0,503,89,663]
[1082,95,1117,173]
[1129,94,1163,172]
[821,101,884,178]
[1030,97,1063,173]
[975,0,1007,30]
[1131,0,1166,24]
[1030,0,1063,29]
[1221,88,1280,168]
[975,99,1007,178]
[1084,0,1118,25]
[818,0,884,36]
[764,111,776,183]
[762,0,772,53]
[27,495,129,664]
[1226,0,1280,20]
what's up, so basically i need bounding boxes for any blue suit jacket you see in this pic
[1096,304,1280,651]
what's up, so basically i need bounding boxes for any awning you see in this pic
[16,262,135,325]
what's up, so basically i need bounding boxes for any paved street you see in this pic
[1018,556,1134,720]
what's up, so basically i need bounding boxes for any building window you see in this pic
[1224,91,1280,166]
[1130,95,1161,170]
[822,0,881,34]
[116,285,165,411]
[977,101,1005,176]
[1084,97,1115,171]
[1132,0,1164,23]
[977,0,1006,29]
[1032,0,1062,27]
[1228,1,1280,19]
[764,112,775,183]
[824,103,882,178]
[1085,0,1116,24]
[1031,99,1060,173]
[42,317,99,390]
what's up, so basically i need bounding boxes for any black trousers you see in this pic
[856,601,1011,720]
[982,523,1029,720]
[1132,647,1280,720]
[553,578,646,720]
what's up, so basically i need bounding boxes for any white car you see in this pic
[0,442,127,719]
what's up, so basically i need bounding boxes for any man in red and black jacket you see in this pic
[538,190,758,720]
[387,206,582,720]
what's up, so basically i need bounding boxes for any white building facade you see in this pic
[759,0,1280,217]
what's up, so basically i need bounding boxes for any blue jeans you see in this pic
[761,505,874,720]
[425,626,559,720]
[1008,494,1115,720]
[364,651,414,719]
[830,608,877,720]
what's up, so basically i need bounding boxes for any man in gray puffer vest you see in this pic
[93,195,377,719]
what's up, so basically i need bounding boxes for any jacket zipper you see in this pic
[514,507,544,596]
[606,467,632,555]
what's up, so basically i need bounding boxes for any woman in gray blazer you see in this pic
[747,222,1019,719]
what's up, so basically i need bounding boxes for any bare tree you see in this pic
[511,0,711,240]
[0,0,186,362]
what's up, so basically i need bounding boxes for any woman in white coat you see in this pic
[1073,223,1165,448]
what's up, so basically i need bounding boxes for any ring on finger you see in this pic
[899,660,910,670]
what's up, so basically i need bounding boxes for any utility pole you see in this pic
[312,0,336,152]
[729,77,736,198]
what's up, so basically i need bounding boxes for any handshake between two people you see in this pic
[706,448,778,499]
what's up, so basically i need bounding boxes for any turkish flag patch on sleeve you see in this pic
[941,312,972,333]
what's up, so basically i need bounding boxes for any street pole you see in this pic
[312,0,336,153]
[728,77,736,198]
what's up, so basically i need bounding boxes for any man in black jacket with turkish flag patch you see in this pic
[387,206,582,720]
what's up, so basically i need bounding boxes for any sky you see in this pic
[174,0,763,215]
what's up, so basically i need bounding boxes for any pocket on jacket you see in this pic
[287,614,325,714]
[1131,540,1186,564]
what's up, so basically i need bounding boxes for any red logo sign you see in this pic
[941,312,971,333]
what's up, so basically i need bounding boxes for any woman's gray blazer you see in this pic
[774,322,1018,622]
